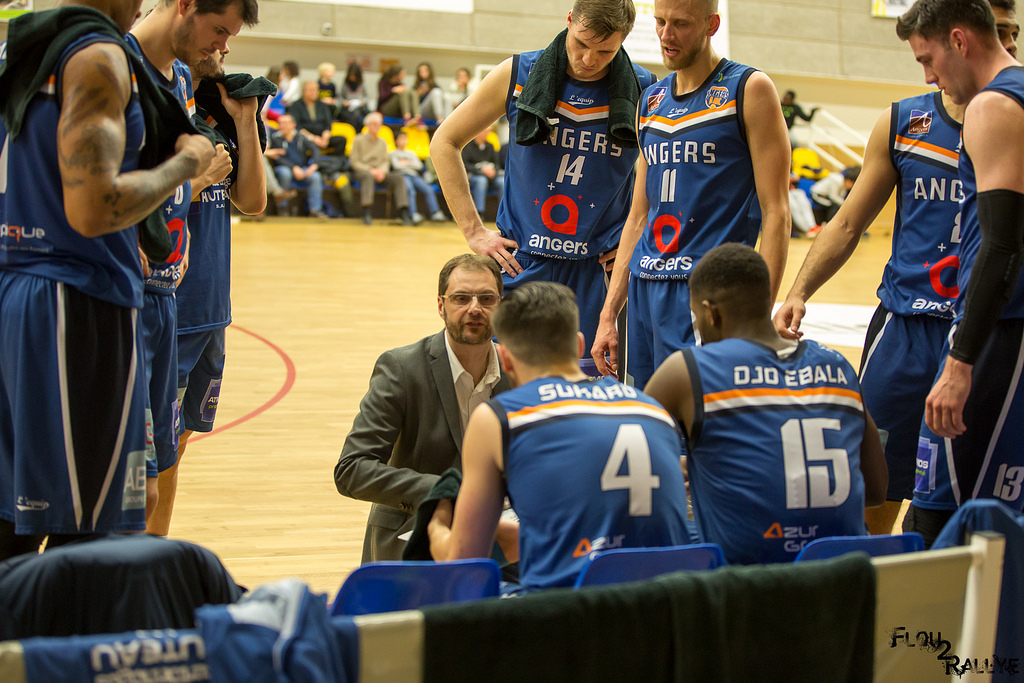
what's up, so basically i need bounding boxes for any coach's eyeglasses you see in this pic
[442,292,501,308]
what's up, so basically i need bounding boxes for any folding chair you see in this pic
[794,533,925,562]
[330,559,501,616]
[574,543,726,588]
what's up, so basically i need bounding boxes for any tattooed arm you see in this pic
[58,42,214,238]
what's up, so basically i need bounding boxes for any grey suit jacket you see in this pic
[335,330,510,563]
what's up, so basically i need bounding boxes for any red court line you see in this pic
[192,325,297,442]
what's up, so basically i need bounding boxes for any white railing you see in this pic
[791,107,868,171]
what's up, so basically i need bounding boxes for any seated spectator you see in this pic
[428,281,693,592]
[391,131,447,224]
[448,66,472,110]
[461,130,504,214]
[262,65,284,124]
[377,65,420,125]
[265,114,327,219]
[414,61,448,124]
[338,61,370,127]
[335,254,510,562]
[350,112,412,225]
[288,80,335,149]
[644,244,887,565]
[278,60,301,107]
[810,165,860,225]
[317,61,337,107]
[789,173,817,237]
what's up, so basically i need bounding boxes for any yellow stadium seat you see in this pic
[402,126,432,161]
[485,131,501,151]
[331,121,357,156]
[792,147,827,180]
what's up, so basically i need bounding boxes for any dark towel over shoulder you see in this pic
[422,553,876,683]
[0,6,201,262]
[515,28,641,149]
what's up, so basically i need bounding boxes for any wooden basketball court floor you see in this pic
[169,217,895,596]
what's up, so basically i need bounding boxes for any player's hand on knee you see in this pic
[773,299,805,340]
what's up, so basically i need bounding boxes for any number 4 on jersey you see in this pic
[555,154,585,186]
[600,424,661,516]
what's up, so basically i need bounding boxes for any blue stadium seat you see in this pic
[794,533,925,562]
[330,559,501,616]
[574,543,726,588]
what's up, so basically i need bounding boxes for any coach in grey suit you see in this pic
[335,254,510,562]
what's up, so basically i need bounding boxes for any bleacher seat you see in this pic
[794,533,925,562]
[330,559,501,616]
[574,543,726,588]
[402,126,432,161]
[331,121,357,156]
[792,146,827,180]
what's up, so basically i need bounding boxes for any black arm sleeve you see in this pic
[950,189,1024,364]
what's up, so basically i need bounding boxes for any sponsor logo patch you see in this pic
[908,109,932,135]
[647,86,667,112]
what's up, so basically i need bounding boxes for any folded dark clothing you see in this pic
[0,6,200,262]
[515,28,641,149]
[194,73,277,154]
[403,467,513,570]
[403,467,463,561]
[422,553,875,683]
[0,533,243,640]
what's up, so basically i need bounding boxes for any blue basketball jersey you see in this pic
[179,107,232,333]
[492,376,692,590]
[881,92,963,318]
[683,338,869,564]
[125,33,193,296]
[500,51,654,259]
[955,66,1024,322]
[631,60,760,280]
[0,35,145,309]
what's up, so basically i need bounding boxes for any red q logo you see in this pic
[929,255,959,298]
[166,218,186,264]
[652,215,681,253]
[541,195,579,235]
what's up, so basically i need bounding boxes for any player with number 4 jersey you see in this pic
[428,282,692,592]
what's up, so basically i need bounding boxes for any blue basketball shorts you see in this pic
[859,306,952,501]
[142,292,180,477]
[176,327,226,433]
[503,251,607,374]
[913,318,1024,513]
[626,276,697,390]
[0,272,147,534]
